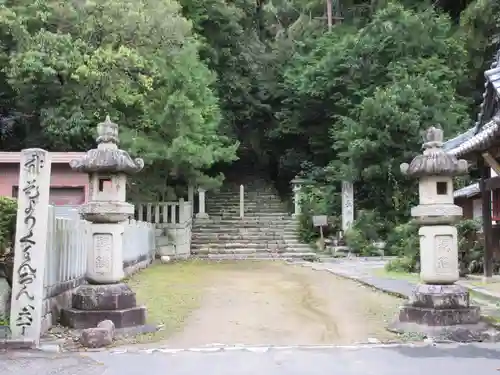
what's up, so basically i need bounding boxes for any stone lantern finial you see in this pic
[400,126,468,178]
[96,115,119,147]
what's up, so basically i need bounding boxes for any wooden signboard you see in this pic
[312,215,328,251]
[312,215,328,227]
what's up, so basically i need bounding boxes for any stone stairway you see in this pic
[191,184,317,260]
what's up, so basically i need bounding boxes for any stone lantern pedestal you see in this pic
[60,117,147,329]
[389,127,488,341]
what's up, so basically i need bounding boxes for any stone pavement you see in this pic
[295,259,416,298]
[2,343,500,375]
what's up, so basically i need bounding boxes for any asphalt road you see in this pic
[1,343,500,375]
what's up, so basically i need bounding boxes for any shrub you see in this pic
[385,256,416,273]
[344,210,388,256]
[0,196,17,287]
[385,220,419,256]
[456,219,484,275]
[0,196,17,251]
[297,183,341,244]
[384,218,487,275]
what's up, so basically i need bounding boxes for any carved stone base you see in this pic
[388,283,490,341]
[60,283,146,329]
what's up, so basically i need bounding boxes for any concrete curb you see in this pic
[324,269,410,299]
[299,264,411,299]
[456,281,500,305]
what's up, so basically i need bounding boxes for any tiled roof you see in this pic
[445,117,500,158]
[485,66,500,97]
[442,49,500,158]
[454,182,480,199]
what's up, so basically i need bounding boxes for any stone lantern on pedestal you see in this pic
[389,127,487,340]
[61,116,147,329]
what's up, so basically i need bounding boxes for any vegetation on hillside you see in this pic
[0,0,498,272]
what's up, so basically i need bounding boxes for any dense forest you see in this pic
[0,0,499,223]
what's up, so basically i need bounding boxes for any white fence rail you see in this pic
[123,219,157,266]
[134,200,193,225]
[44,208,88,297]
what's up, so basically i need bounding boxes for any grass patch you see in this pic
[373,268,419,283]
[119,259,273,345]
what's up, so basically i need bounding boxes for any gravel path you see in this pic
[164,261,401,347]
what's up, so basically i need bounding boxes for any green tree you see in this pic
[0,0,237,195]
[274,2,470,222]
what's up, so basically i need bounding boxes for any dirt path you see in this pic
[165,262,401,347]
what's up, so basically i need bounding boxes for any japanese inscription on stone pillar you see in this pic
[434,235,455,276]
[93,234,113,274]
[10,149,51,343]
[341,181,354,232]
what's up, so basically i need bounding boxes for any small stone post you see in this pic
[239,184,244,218]
[389,127,487,340]
[10,149,51,345]
[196,188,208,219]
[187,185,194,215]
[61,116,147,330]
[291,176,305,217]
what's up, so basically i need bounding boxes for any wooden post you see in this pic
[479,156,493,279]
[326,0,333,30]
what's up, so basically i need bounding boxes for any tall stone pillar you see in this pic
[341,181,354,233]
[389,127,487,340]
[291,177,305,217]
[9,149,51,345]
[61,116,147,329]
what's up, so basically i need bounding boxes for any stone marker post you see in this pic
[60,116,147,329]
[239,184,244,218]
[10,149,51,345]
[389,127,487,340]
[341,181,354,233]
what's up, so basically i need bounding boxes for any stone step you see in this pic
[197,217,297,223]
[193,228,298,235]
[191,243,290,253]
[207,208,287,213]
[192,253,317,261]
[194,224,298,230]
[208,193,281,198]
[191,239,303,245]
[190,234,305,241]
[191,241,287,248]
[206,209,292,218]
[207,200,284,204]
[191,247,313,255]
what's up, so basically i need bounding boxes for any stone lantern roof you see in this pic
[400,127,468,178]
[69,116,144,174]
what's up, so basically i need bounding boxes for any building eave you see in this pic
[0,152,86,164]
[454,182,480,199]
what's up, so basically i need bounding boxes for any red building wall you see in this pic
[0,161,89,205]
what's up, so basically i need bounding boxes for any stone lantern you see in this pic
[389,127,487,339]
[291,175,306,217]
[61,116,147,329]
